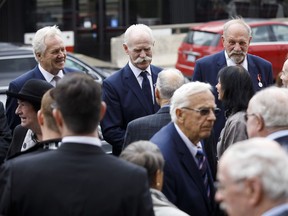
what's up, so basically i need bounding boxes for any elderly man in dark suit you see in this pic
[150,81,218,215]
[6,25,75,132]
[216,138,288,216]
[246,86,288,152]
[101,24,162,156]
[193,18,273,142]
[0,73,154,216]
[0,101,11,164]
[123,68,185,148]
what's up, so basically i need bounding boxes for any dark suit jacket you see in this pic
[0,102,12,164]
[150,123,216,216]
[101,63,162,155]
[123,105,171,148]
[5,66,75,131]
[193,51,273,141]
[5,125,29,159]
[0,142,155,216]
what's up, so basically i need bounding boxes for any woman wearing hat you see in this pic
[5,79,53,158]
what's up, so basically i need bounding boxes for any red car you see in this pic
[176,19,288,79]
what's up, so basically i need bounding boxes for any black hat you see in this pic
[6,79,53,106]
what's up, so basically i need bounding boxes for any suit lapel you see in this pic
[171,125,212,207]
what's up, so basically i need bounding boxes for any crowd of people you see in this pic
[0,17,288,216]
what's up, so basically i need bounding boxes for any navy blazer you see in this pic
[150,123,216,216]
[193,51,273,141]
[0,102,11,164]
[101,63,162,155]
[0,142,154,216]
[5,65,76,131]
[123,105,171,148]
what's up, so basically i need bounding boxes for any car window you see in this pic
[252,26,270,42]
[271,25,288,41]
[184,30,219,46]
[65,58,88,72]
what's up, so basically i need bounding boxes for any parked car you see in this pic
[176,19,288,79]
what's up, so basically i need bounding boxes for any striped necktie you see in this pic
[196,148,210,199]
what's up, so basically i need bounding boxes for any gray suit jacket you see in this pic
[123,105,171,149]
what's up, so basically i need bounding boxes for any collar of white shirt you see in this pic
[62,136,102,147]
[38,64,64,83]
[224,51,248,71]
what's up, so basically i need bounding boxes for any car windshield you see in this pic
[184,30,219,46]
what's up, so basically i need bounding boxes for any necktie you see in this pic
[53,76,61,86]
[196,148,210,199]
[140,71,153,109]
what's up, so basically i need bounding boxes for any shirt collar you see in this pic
[224,51,248,71]
[266,130,288,140]
[128,61,151,78]
[38,64,64,83]
[62,136,102,147]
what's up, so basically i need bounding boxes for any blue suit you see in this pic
[5,66,76,131]
[193,51,273,141]
[101,64,161,155]
[150,123,216,216]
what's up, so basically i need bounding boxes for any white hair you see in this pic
[223,18,252,38]
[221,138,288,200]
[249,87,288,127]
[32,25,63,61]
[123,24,154,48]
[156,68,185,100]
[170,81,212,122]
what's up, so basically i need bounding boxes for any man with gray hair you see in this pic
[123,68,185,148]
[101,24,162,156]
[150,81,219,215]
[193,17,273,145]
[6,25,75,131]
[216,137,288,216]
[246,86,288,151]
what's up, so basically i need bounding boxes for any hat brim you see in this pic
[6,91,41,104]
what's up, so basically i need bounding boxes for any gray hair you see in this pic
[170,81,213,122]
[156,68,185,100]
[120,140,164,186]
[223,18,252,38]
[32,25,63,61]
[123,24,154,48]
[249,86,288,127]
[221,138,288,200]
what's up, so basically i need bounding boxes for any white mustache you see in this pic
[134,56,152,64]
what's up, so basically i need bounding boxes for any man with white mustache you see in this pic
[101,24,162,156]
[193,18,273,144]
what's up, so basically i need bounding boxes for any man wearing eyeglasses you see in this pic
[245,86,288,152]
[216,138,288,216]
[150,81,219,216]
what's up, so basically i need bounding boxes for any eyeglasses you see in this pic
[244,113,257,121]
[214,179,245,192]
[181,107,221,116]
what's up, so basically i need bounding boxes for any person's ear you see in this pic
[176,108,185,123]
[99,102,107,121]
[37,110,44,126]
[123,44,129,55]
[245,177,262,207]
[154,169,163,191]
[52,108,64,130]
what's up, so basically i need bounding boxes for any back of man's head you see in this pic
[156,68,185,102]
[220,138,288,202]
[248,86,288,128]
[51,73,102,134]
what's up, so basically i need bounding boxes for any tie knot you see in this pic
[196,148,204,158]
[140,71,148,78]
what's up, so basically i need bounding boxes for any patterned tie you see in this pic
[196,148,210,199]
[140,71,153,109]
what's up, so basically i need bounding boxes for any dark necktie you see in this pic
[196,148,210,199]
[53,76,61,86]
[140,71,153,109]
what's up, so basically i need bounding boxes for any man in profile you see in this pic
[216,138,288,216]
[0,73,154,216]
